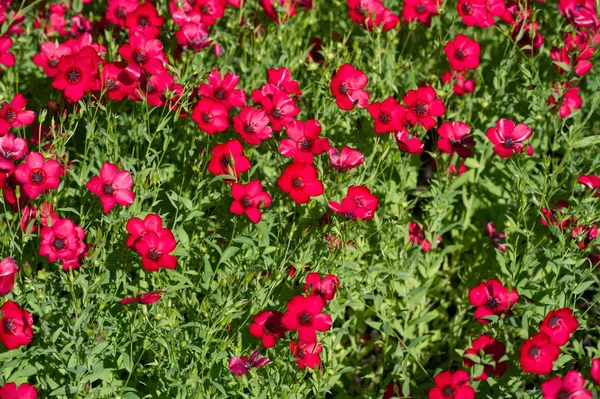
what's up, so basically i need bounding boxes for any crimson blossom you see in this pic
[51,50,98,103]
[0,382,37,399]
[207,140,251,181]
[119,290,166,305]
[199,70,247,110]
[281,294,332,343]
[249,310,287,348]
[578,174,600,196]
[230,180,272,224]
[330,63,369,111]
[328,185,379,221]
[277,162,324,204]
[539,308,579,346]
[408,222,435,251]
[486,118,533,157]
[267,67,301,96]
[591,358,600,384]
[229,348,270,376]
[428,370,474,399]
[39,215,87,270]
[0,300,33,350]
[32,41,73,78]
[367,97,407,134]
[279,120,329,163]
[86,162,135,213]
[403,86,445,130]
[468,279,519,323]
[125,2,163,38]
[0,94,35,135]
[0,133,27,172]
[541,371,592,399]
[444,34,481,71]
[519,332,560,375]
[0,257,18,296]
[0,37,14,70]
[191,98,229,134]
[233,106,272,146]
[290,341,323,370]
[463,334,507,380]
[437,121,475,158]
[252,85,300,131]
[304,272,340,302]
[106,0,140,27]
[133,231,177,272]
[395,129,424,154]
[403,0,440,26]
[441,70,475,96]
[328,146,364,171]
[126,213,172,248]
[13,152,61,200]
[118,32,166,80]
[547,86,582,118]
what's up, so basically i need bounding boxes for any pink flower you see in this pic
[249,311,287,348]
[408,222,435,251]
[367,97,407,134]
[468,279,519,323]
[86,162,135,213]
[0,133,28,172]
[541,371,592,399]
[328,185,379,221]
[0,94,35,135]
[330,63,370,110]
[229,348,270,376]
[395,129,424,154]
[0,257,18,295]
[591,358,600,384]
[328,146,364,171]
[0,382,37,399]
[13,152,61,199]
[486,118,533,157]
[290,341,323,369]
[233,106,272,146]
[304,272,339,302]
[539,308,579,346]
[199,70,247,109]
[281,294,332,343]
[191,98,229,134]
[267,67,301,96]
[486,222,507,252]
[279,120,330,163]
[437,121,475,158]
[39,216,87,270]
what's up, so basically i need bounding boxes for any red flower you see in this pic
[571,224,598,249]
[457,0,488,26]
[403,86,445,130]
[591,358,600,384]
[542,371,592,399]
[550,32,594,77]
[230,180,272,224]
[191,98,229,134]
[175,20,210,52]
[540,308,579,346]
[195,0,225,26]
[328,146,364,171]
[408,221,435,251]
[277,162,324,204]
[486,222,507,252]
[463,334,507,380]
[39,216,87,269]
[520,332,560,374]
[0,382,37,399]
[32,42,73,78]
[444,34,481,71]
[428,370,474,399]
[118,32,166,80]
[100,63,137,101]
[395,129,424,154]
[207,140,251,180]
[233,106,272,146]
[281,295,332,343]
[126,213,173,249]
[199,70,247,110]
[289,341,323,369]
[0,300,33,350]
[579,174,600,196]
[541,200,572,229]
[330,64,369,111]
[304,272,339,302]
[367,97,407,134]
[268,67,301,96]
[119,290,167,305]
[134,231,177,271]
[548,86,582,118]
[0,94,35,135]
[512,22,544,54]
[441,70,476,96]
[86,162,135,213]
[403,0,440,26]
[249,310,287,348]
[106,0,140,27]
[252,86,300,131]
[51,52,98,103]
[468,279,519,323]
[13,152,61,199]
[328,185,379,221]
[125,3,163,38]
[486,118,533,157]
[229,348,270,376]
[437,121,475,158]
[279,120,329,163]
[259,0,296,23]
[0,257,18,296]
[558,0,599,28]
[0,37,15,70]
[0,134,28,172]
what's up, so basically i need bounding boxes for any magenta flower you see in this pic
[486,118,533,158]
[86,162,135,213]
[229,348,270,376]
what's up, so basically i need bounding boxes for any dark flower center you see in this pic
[201,112,213,124]
[263,321,276,334]
[297,311,313,326]
[442,386,454,398]
[201,5,210,13]
[214,89,225,100]
[454,49,467,61]
[549,317,560,328]
[379,112,391,123]
[296,348,306,358]
[146,83,156,94]
[220,154,231,167]
[344,212,355,219]
[272,108,282,119]
[138,16,150,27]
[486,297,499,310]
[529,347,540,359]
[413,101,429,116]
[240,196,253,209]
[30,169,47,185]
[416,3,426,13]
[49,58,59,67]
[2,318,15,334]
[556,390,571,399]
[115,7,127,19]
[298,138,313,151]
[51,235,67,251]
[4,109,17,123]
[148,248,162,260]
[244,123,255,133]
[132,50,148,65]
[291,176,304,189]
[106,80,119,91]
[102,183,116,196]
[462,3,473,14]
[338,83,350,95]
[66,67,82,84]
[503,138,514,148]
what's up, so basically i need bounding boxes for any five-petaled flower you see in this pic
[541,370,592,399]
[86,162,135,214]
[281,294,333,343]
[0,300,33,350]
[13,152,61,199]
[277,162,324,204]
[519,332,560,375]
[279,120,330,163]
[486,118,533,158]
[539,308,579,346]
[403,86,445,130]
[428,370,474,399]
[230,180,272,224]
[468,279,519,323]
[249,310,287,348]
[330,63,370,111]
